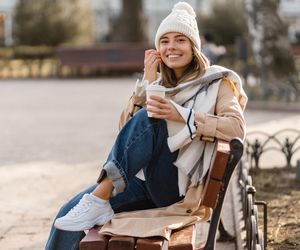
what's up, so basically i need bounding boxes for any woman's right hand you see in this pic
[144,49,161,83]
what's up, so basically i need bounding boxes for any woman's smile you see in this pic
[168,54,181,58]
[167,54,182,60]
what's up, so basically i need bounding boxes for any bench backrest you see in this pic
[201,140,231,209]
[56,44,147,71]
[202,138,243,249]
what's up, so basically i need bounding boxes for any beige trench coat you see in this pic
[99,78,246,240]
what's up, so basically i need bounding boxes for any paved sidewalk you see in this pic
[0,78,299,249]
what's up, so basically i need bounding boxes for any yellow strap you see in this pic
[223,76,244,109]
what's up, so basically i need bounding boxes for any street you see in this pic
[0,78,297,166]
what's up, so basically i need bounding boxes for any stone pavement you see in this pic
[0,78,299,250]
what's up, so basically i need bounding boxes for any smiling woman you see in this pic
[46,2,247,250]
[158,33,194,78]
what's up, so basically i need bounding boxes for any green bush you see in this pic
[13,46,55,59]
[0,46,54,60]
[199,0,248,45]
[13,0,79,46]
[0,47,14,59]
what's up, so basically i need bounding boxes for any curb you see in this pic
[247,101,300,112]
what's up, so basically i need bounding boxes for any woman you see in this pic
[46,2,247,249]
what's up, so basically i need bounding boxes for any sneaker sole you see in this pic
[54,211,114,231]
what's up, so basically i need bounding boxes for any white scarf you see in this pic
[135,65,247,196]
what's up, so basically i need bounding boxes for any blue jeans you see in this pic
[45,109,181,250]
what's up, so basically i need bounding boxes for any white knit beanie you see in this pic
[155,2,201,50]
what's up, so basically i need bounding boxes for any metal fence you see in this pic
[245,129,300,169]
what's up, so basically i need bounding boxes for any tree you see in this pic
[245,0,299,96]
[13,0,80,46]
[110,0,147,43]
[199,0,248,45]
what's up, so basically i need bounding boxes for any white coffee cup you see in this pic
[146,84,166,117]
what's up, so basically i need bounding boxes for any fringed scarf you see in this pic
[162,65,247,195]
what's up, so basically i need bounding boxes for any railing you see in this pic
[245,129,300,169]
[240,129,300,248]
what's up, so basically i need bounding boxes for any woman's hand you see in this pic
[144,49,161,83]
[146,95,184,123]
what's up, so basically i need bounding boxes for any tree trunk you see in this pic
[111,0,147,43]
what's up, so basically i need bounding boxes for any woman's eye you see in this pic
[160,40,168,44]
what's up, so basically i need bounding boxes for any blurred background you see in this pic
[0,0,299,102]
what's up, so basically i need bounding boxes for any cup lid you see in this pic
[146,84,166,91]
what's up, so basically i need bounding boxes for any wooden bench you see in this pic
[56,44,147,75]
[80,138,244,250]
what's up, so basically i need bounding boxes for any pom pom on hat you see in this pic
[155,2,201,50]
[173,2,196,18]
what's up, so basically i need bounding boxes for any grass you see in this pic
[251,168,300,249]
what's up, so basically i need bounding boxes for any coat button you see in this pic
[186,209,192,214]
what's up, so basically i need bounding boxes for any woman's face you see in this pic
[159,32,194,78]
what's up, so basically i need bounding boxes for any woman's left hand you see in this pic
[146,95,184,122]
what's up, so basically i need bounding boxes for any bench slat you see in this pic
[136,237,165,250]
[80,226,108,250]
[201,142,230,209]
[169,224,196,250]
[108,236,135,250]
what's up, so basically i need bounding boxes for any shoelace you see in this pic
[67,199,93,217]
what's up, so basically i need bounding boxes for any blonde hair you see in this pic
[160,44,210,88]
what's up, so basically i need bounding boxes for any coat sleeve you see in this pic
[194,79,246,141]
[118,93,146,131]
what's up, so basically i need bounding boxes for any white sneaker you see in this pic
[54,194,114,231]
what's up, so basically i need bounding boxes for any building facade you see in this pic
[279,0,300,43]
[0,0,299,47]
[0,0,17,46]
